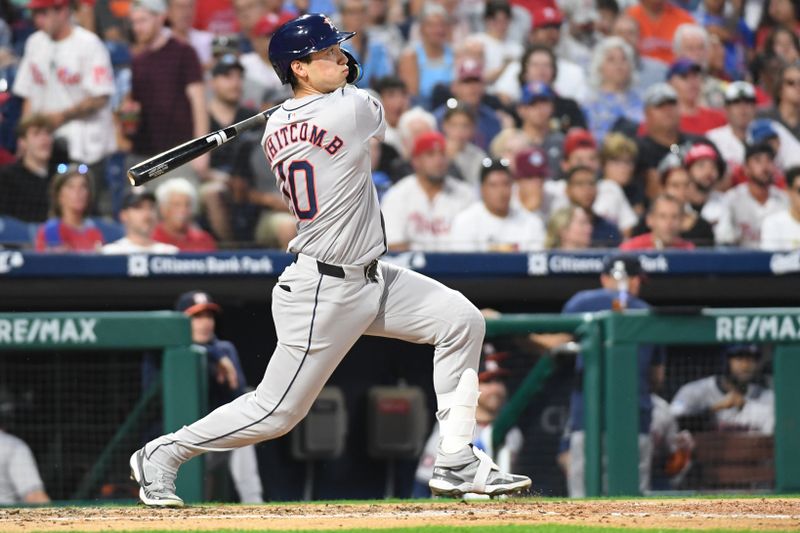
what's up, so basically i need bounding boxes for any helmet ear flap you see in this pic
[342,49,362,85]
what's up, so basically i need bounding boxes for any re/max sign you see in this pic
[0,318,97,345]
[716,315,800,342]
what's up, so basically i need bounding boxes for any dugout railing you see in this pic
[0,311,205,503]
[486,308,800,497]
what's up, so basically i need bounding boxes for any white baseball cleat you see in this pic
[129,448,184,507]
[429,445,531,497]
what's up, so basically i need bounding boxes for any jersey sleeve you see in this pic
[380,184,408,247]
[669,380,710,418]
[11,38,34,99]
[82,34,115,97]
[8,442,46,499]
[352,87,387,142]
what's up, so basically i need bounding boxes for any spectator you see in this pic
[672,24,726,108]
[692,2,752,84]
[494,44,587,133]
[0,419,50,504]
[127,0,209,180]
[598,132,643,221]
[172,290,264,502]
[684,142,728,232]
[595,0,619,37]
[365,0,405,64]
[440,102,487,186]
[583,36,644,143]
[239,13,292,110]
[557,0,601,72]
[625,0,695,65]
[761,166,800,250]
[102,190,179,254]
[432,58,502,151]
[232,0,278,55]
[152,177,217,252]
[511,146,560,218]
[524,5,589,103]
[374,76,410,158]
[35,163,104,252]
[381,131,475,251]
[12,0,116,176]
[763,25,800,66]
[545,205,593,249]
[390,106,439,181]
[412,351,523,498]
[516,82,565,178]
[203,54,254,242]
[561,128,601,174]
[559,164,623,247]
[760,61,800,142]
[756,0,800,50]
[472,0,524,88]
[449,158,545,251]
[547,254,661,496]
[611,15,668,95]
[397,3,454,110]
[707,81,762,172]
[0,114,67,223]
[716,142,788,247]
[166,0,213,68]
[670,344,774,435]
[635,82,705,201]
[666,58,727,135]
[339,0,393,89]
[633,153,715,246]
[744,118,800,180]
[620,194,696,250]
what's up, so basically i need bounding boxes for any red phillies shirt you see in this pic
[35,219,104,252]
[619,233,696,251]
[153,223,217,252]
[679,108,727,135]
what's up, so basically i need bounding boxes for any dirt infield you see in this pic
[3,498,799,532]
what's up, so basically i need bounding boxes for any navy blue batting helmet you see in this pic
[268,13,355,85]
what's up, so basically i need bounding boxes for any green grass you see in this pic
[35,526,800,533]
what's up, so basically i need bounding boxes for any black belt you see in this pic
[297,255,379,281]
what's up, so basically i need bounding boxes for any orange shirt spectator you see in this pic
[626,0,695,65]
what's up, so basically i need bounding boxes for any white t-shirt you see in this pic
[716,183,788,247]
[706,123,800,171]
[491,58,588,103]
[102,238,180,255]
[670,376,774,435]
[13,26,116,164]
[0,430,46,504]
[760,209,800,251]
[262,86,387,265]
[594,180,638,232]
[381,174,476,251]
[449,201,545,252]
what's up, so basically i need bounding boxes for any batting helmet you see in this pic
[268,13,355,85]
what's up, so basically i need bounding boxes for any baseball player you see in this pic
[130,13,530,506]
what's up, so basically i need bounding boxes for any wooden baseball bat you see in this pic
[127,104,281,187]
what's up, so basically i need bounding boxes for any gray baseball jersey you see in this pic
[0,430,46,504]
[262,86,387,265]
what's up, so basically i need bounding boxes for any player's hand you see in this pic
[342,49,363,85]
[714,391,745,411]
[215,356,239,390]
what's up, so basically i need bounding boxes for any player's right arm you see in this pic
[352,87,387,142]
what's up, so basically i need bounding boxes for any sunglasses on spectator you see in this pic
[56,163,90,176]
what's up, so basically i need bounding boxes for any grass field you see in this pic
[4,497,799,533]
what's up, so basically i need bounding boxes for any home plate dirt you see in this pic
[3,498,800,532]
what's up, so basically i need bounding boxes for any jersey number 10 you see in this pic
[278,160,318,221]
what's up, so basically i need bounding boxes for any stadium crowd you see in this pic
[2,0,800,252]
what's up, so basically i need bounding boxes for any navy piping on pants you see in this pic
[146,275,325,459]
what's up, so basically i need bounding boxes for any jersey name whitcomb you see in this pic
[264,122,345,161]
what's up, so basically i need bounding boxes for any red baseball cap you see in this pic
[564,128,597,159]
[252,12,292,37]
[531,5,564,28]
[28,0,70,9]
[514,148,549,179]
[684,143,717,167]
[456,58,483,82]
[412,131,446,157]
